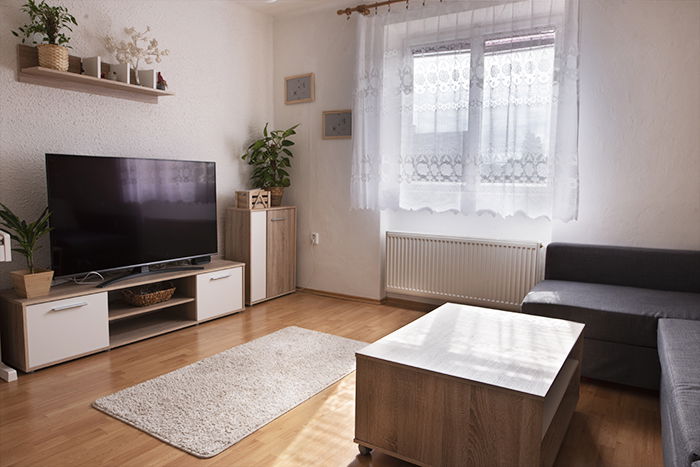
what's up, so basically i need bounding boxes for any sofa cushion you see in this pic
[522,280,700,348]
[659,319,700,467]
[544,243,700,293]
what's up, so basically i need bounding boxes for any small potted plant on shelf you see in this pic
[11,0,77,72]
[0,203,53,298]
[241,123,299,206]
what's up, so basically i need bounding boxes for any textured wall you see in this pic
[551,0,700,248]
[273,0,700,300]
[0,0,274,288]
[273,13,383,300]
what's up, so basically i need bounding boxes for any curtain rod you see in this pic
[337,0,436,17]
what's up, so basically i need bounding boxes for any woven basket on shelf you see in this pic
[121,281,176,307]
[36,44,69,72]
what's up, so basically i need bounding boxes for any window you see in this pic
[351,0,580,220]
[480,31,555,185]
[402,31,555,188]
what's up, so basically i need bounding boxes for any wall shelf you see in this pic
[17,45,174,104]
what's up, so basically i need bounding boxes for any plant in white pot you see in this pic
[241,123,299,206]
[0,204,53,299]
[11,0,77,72]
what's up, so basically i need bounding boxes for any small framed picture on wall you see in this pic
[322,110,352,139]
[285,73,315,104]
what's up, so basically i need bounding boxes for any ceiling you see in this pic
[234,0,353,17]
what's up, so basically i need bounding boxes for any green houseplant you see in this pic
[0,203,54,298]
[241,123,299,206]
[11,0,78,72]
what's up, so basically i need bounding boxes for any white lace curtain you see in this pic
[351,0,580,220]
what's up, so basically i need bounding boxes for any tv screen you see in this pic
[46,154,217,277]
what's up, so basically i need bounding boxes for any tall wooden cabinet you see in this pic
[225,206,296,305]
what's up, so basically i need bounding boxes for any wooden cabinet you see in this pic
[225,206,296,305]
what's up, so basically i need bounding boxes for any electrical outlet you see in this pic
[311,232,320,245]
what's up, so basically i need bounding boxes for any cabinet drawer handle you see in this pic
[50,301,88,312]
[270,217,286,222]
[210,273,232,281]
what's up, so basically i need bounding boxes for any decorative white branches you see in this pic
[104,26,169,81]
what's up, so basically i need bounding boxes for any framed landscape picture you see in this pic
[285,73,315,104]
[322,110,352,139]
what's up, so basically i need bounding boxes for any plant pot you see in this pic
[269,187,284,206]
[36,44,69,72]
[10,269,54,299]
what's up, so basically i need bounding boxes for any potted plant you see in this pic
[241,123,299,206]
[0,203,53,298]
[11,0,78,72]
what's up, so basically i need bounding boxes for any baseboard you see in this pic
[382,297,439,312]
[384,292,519,312]
[296,288,383,305]
[296,287,439,312]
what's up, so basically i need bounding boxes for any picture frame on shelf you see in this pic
[322,110,352,139]
[112,62,130,84]
[285,73,314,104]
[138,69,157,89]
[81,56,101,78]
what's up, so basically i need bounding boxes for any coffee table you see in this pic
[354,303,584,467]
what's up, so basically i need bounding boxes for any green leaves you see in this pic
[11,0,78,47]
[241,123,299,190]
[0,203,52,273]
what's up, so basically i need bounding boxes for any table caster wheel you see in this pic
[358,445,372,456]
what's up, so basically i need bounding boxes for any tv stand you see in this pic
[97,265,204,288]
[0,259,244,373]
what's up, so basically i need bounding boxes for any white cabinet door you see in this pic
[26,292,109,369]
[196,266,244,321]
[250,210,267,303]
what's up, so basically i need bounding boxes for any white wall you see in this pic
[273,0,700,299]
[273,13,383,300]
[552,0,700,248]
[0,0,273,289]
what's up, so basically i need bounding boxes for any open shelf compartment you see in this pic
[107,276,197,348]
[109,307,196,348]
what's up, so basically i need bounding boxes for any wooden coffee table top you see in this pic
[357,303,584,398]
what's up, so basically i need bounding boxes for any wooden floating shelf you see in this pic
[17,45,174,104]
[108,296,195,322]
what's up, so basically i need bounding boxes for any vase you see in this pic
[269,187,284,206]
[36,44,69,72]
[10,269,54,299]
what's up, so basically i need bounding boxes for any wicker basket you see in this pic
[121,281,176,307]
[269,187,284,207]
[37,44,69,72]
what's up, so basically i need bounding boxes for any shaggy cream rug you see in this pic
[93,326,366,458]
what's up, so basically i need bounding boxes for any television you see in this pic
[45,154,218,282]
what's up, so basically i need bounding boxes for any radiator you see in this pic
[385,232,542,310]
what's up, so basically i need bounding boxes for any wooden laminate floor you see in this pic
[0,292,663,466]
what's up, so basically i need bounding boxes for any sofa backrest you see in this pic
[544,243,700,293]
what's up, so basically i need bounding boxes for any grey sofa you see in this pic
[659,319,700,467]
[521,242,700,390]
[521,242,700,467]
